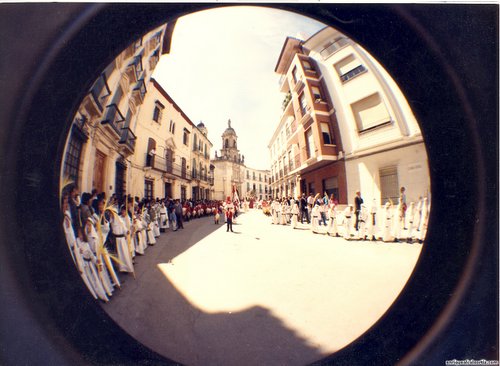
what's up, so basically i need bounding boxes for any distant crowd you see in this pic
[263,187,429,244]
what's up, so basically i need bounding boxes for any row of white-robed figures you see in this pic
[270,197,430,243]
[62,198,169,302]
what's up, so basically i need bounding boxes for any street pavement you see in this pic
[102,209,423,366]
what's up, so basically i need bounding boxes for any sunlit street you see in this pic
[103,209,422,366]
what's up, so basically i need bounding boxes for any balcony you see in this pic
[146,154,192,181]
[125,56,143,84]
[149,48,160,70]
[101,104,125,138]
[119,127,136,155]
[89,75,111,116]
[320,37,349,60]
[281,92,292,111]
[297,105,311,124]
[132,79,147,105]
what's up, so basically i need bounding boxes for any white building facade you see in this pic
[302,27,430,205]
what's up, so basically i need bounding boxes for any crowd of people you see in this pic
[61,184,227,302]
[264,187,430,244]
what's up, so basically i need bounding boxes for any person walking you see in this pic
[354,190,363,233]
[225,197,234,232]
[299,193,310,224]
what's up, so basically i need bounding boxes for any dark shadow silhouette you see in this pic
[102,214,325,366]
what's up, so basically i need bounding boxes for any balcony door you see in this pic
[93,149,106,193]
[115,160,126,200]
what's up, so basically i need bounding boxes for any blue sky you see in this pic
[153,6,325,170]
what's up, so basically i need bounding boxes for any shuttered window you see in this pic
[379,166,399,204]
[351,93,391,132]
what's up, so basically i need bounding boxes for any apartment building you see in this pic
[269,27,430,206]
[269,36,347,202]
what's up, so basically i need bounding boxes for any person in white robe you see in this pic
[95,206,120,290]
[159,202,169,231]
[144,210,156,245]
[291,200,299,229]
[395,197,405,242]
[406,202,416,243]
[311,203,321,233]
[271,199,279,225]
[343,205,353,239]
[383,202,394,242]
[357,204,369,240]
[151,203,161,237]
[418,197,429,244]
[280,201,288,225]
[369,199,379,241]
[132,214,145,255]
[85,215,114,297]
[327,201,339,237]
[110,207,134,273]
[62,197,98,299]
[76,236,109,302]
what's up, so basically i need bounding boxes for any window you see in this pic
[299,93,308,116]
[247,182,250,191]
[379,167,399,204]
[181,158,187,179]
[259,173,262,181]
[246,170,249,179]
[165,148,173,173]
[192,158,197,178]
[181,186,186,201]
[152,102,164,123]
[311,86,323,102]
[144,179,154,200]
[308,182,315,195]
[321,123,333,145]
[305,128,315,158]
[253,172,256,180]
[193,134,197,151]
[323,177,339,201]
[335,54,367,83]
[183,130,189,145]
[63,134,83,184]
[302,60,313,71]
[351,93,391,132]
[225,139,228,148]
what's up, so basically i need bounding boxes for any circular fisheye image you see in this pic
[59,6,431,365]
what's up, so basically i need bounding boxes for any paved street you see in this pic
[102,209,423,366]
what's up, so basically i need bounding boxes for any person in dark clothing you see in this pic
[354,190,364,232]
[299,193,310,224]
[174,200,184,230]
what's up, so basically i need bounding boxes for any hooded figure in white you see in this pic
[327,201,339,237]
[406,202,416,243]
[357,204,369,240]
[418,197,429,243]
[369,199,379,241]
[291,200,299,229]
[383,202,394,242]
[311,202,321,233]
[343,205,354,239]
